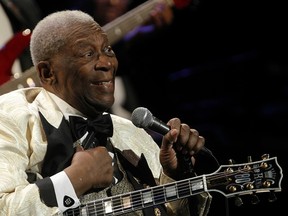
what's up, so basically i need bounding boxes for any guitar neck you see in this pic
[66,175,206,216]
[102,0,174,45]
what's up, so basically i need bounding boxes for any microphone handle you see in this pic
[150,116,170,134]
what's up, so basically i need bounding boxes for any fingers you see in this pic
[179,127,205,155]
[187,133,205,155]
[150,3,174,27]
[163,118,205,156]
[161,118,181,149]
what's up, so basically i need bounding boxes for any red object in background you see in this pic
[173,0,192,9]
[0,29,31,85]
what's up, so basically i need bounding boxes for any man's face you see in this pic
[49,22,118,117]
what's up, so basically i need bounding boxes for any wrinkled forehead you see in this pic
[49,25,108,58]
[65,21,105,40]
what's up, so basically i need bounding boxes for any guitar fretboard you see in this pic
[64,175,206,216]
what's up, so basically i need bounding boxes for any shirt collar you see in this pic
[47,92,84,120]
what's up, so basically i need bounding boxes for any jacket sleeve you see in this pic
[0,110,61,215]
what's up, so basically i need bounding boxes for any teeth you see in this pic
[98,81,111,85]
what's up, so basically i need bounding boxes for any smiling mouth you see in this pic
[91,80,113,88]
[93,80,112,85]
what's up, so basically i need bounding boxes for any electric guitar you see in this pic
[63,156,283,215]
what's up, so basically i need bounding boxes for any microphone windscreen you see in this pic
[131,107,153,128]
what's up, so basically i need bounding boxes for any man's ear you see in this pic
[37,61,55,84]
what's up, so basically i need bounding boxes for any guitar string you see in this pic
[64,169,255,215]
[64,166,264,215]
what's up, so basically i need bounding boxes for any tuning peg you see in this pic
[268,191,277,202]
[250,192,260,205]
[226,159,235,172]
[247,156,252,162]
[261,154,270,160]
[228,159,235,164]
[234,196,243,207]
[244,156,252,170]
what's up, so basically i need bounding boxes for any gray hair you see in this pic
[30,10,100,65]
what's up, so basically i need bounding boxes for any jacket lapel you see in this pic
[40,111,75,177]
[34,89,76,177]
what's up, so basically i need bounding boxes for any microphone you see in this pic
[131,107,170,135]
[132,107,198,176]
[131,107,213,155]
[131,107,219,178]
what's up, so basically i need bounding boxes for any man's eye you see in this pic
[104,46,115,57]
[85,51,94,57]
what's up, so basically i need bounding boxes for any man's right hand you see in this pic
[64,146,114,197]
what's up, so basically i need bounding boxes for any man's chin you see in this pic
[92,100,114,113]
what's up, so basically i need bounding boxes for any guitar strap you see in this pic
[116,148,168,216]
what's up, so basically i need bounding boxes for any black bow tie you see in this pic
[69,114,113,148]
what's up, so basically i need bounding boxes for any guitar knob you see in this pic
[234,196,243,207]
[250,192,260,205]
[268,191,277,202]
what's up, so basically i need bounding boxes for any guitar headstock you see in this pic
[207,155,283,202]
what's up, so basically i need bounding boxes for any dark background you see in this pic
[35,0,288,215]
[149,1,288,215]
[114,1,288,214]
